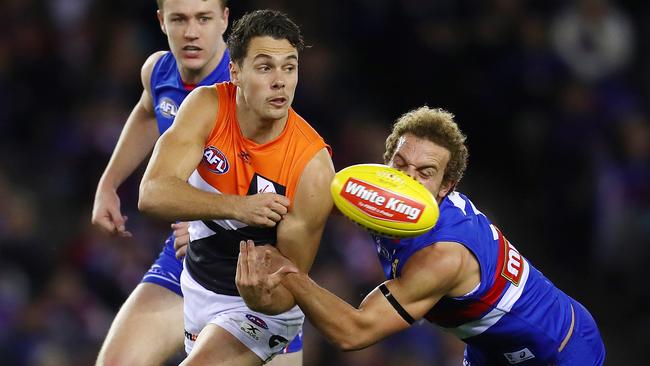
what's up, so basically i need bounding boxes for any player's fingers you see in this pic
[92,206,120,233]
[245,240,258,281]
[267,265,297,288]
[254,215,278,228]
[270,202,288,216]
[175,244,187,259]
[93,214,117,233]
[172,228,184,237]
[262,248,272,269]
[267,212,282,226]
[115,215,132,237]
[237,240,248,283]
[266,210,282,223]
[171,221,189,229]
[171,221,190,233]
[261,219,277,228]
[173,235,189,249]
[275,195,290,208]
[109,211,126,232]
[174,230,189,255]
[118,230,133,238]
[174,230,190,245]
[236,242,243,284]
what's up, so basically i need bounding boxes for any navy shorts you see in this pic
[141,234,304,352]
[554,299,605,365]
[141,234,183,295]
[463,299,605,365]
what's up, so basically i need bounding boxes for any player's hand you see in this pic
[172,222,190,258]
[91,185,132,237]
[236,193,290,227]
[236,240,298,310]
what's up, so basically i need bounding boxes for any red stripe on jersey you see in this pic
[424,228,510,327]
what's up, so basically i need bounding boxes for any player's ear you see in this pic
[157,10,167,35]
[221,7,229,31]
[437,180,455,200]
[229,61,240,85]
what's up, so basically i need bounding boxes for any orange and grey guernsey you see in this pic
[185,81,331,296]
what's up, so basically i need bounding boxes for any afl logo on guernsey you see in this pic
[158,97,178,118]
[202,146,230,174]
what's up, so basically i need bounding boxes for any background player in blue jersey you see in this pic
[237,106,606,365]
[91,1,303,365]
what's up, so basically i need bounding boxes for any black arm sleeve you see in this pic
[379,283,415,325]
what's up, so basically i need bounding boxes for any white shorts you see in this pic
[181,262,304,363]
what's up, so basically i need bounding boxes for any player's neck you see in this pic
[178,39,227,85]
[236,104,288,145]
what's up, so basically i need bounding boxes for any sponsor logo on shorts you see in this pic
[503,348,535,364]
[158,97,178,118]
[239,321,261,341]
[201,146,229,174]
[269,334,288,349]
[246,314,269,329]
[184,329,198,342]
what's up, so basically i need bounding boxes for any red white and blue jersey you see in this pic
[150,50,230,134]
[373,191,575,364]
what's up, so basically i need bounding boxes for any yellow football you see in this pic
[330,163,439,238]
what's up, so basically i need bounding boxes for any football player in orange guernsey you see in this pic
[139,10,334,365]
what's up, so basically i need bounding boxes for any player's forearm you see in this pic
[99,109,159,189]
[138,176,240,221]
[283,272,375,351]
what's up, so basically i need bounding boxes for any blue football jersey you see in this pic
[150,50,230,134]
[373,191,575,364]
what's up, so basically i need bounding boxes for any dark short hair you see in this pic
[157,0,228,11]
[227,9,305,65]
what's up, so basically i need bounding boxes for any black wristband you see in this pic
[379,283,415,325]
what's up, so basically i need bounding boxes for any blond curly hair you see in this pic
[384,106,469,187]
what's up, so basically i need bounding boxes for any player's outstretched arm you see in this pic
[138,87,289,226]
[242,241,469,350]
[236,148,334,314]
[92,51,166,237]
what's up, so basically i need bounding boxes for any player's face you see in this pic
[230,36,298,122]
[158,0,228,75]
[389,133,454,202]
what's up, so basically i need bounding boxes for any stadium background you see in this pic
[1,0,649,364]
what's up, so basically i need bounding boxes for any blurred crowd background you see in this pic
[1,0,649,364]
